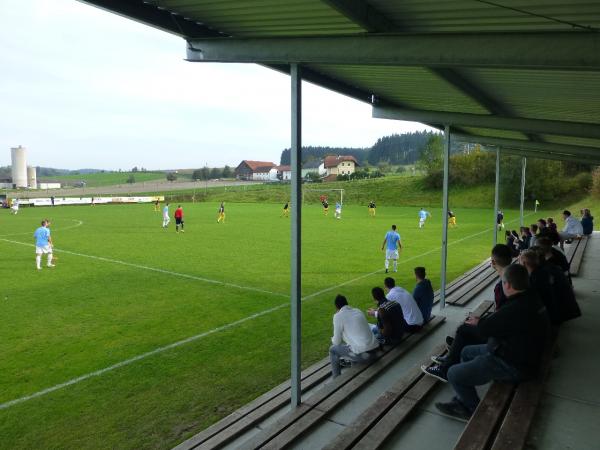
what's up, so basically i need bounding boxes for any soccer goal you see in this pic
[302,188,345,206]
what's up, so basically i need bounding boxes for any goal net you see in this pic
[302,188,344,206]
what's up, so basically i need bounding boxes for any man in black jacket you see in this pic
[435,264,550,421]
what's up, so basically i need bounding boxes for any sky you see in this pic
[0,0,431,170]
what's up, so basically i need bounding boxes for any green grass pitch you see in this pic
[0,201,538,449]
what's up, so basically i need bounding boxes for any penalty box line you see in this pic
[0,213,534,410]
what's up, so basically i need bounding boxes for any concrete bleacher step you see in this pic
[238,316,446,449]
[569,235,589,276]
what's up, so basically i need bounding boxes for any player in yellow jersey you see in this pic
[368,200,376,217]
[322,199,329,216]
[448,210,457,227]
[217,202,226,223]
[281,202,290,218]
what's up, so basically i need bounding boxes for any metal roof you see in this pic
[80,0,600,164]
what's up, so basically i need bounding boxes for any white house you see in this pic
[322,155,359,177]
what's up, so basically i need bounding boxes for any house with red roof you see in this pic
[321,155,359,180]
[235,160,277,181]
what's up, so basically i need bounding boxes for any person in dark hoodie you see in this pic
[434,264,550,421]
[367,287,406,346]
[412,266,434,323]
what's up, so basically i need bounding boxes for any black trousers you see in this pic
[441,323,486,373]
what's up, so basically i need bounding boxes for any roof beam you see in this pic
[499,148,600,165]
[79,0,224,38]
[373,105,600,139]
[320,0,397,32]
[454,134,600,158]
[187,32,600,70]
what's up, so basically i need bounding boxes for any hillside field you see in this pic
[0,201,568,449]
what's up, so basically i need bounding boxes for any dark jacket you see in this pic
[529,267,560,325]
[581,216,593,235]
[377,300,406,344]
[493,279,509,311]
[478,290,550,379]
[542,262,581,323]
[413,279,434,322]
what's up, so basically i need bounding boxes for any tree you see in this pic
[210,167,222,179]
[126,174,135,184]
[166,172,177,182]
[222,165,233,178]
[131,166,139,173]
[418,134,444,173]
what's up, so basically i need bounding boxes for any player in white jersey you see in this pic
[33,219,54,270]
[418,208,431,228]
[10,199,19,215]
[334,202,342,219]
[162,203,170,228]
[381,224,402,273]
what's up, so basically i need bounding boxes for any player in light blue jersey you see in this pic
[33,219,54,270]
[162,203,170,228]
[418,208,431,228]
[381,224,402,273]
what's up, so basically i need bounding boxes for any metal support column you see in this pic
[290,64,302,409]
[520,157,527,227]
[493,148,500,245]
[439,125,451,309]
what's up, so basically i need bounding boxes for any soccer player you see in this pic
[281,202,290,218]
[162,203,170,228]
[33,219,54,270]
[335,202,342,219]
[322,199,329,216]
[534,199,540,212]
[154,199,160,212]
[448,210,457,227]
[368,200,376,217]
[418,208,431,228]
[174,205,184,233]
[381,224,402,273]
[497,210,505,230]
[217,202,226,223]
[10,199,19,215]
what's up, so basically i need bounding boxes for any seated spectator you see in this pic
[384,277,424,331]
[538,218,560,245]
[421,244,512,383]
[367,287,406,345]
[558,210,583,249]
[581,208,594,235]
[329,295,379,378]
[519,227,532,251]
[435,264,550,421]
[535,236,570,276]
[412,266,434,322]
[505,230,519,257]
[520,250,560,325]
[547,217,558,232]
[529,223,539,248]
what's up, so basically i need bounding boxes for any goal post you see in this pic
[302,187,345,206]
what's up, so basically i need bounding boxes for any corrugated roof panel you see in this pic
[370,0,600,32]
[461,69,600,125]
[160,0,365,36]
[459,127,529,141]
[308,64,489,114]
[541,135,600,150]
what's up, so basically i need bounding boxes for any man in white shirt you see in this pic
[559,209,583,249]
[384,277,424,332]
[330,295,379,378]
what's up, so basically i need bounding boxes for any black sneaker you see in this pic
[385,269,389,273]
[431,355,447,364]
[445,335,454,351]
[340,359,352,368]
[435,400,472,422]
[421,364,448,382]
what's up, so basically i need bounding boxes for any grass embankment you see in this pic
[38,171,172,187]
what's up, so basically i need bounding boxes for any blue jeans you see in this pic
[447,344,520,413]
[329,344,374,378]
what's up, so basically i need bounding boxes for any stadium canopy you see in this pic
[79,0,600,406]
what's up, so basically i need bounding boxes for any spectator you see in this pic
[519,250,560,325]
[412,267,434,322]
[547,217,558,232]
[529,223,539,248]
[506,230,520,256]
[558,210,583,249]
[581,208,594,235]
[329,295,379,378]
[435,264,550,421]
[538,218,560,245]
[519,227,532,251]
[367,287,406,345]
[384,277,424,331]
[421,245,512,383]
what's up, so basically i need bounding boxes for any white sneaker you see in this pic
[36,267,42,270]
[47,264,55,268]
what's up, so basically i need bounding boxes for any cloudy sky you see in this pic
[0,0,430,170]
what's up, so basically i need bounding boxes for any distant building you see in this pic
[322,155,359,178]
[302,160,321,178]
[235,160,276,181]
[38,182,62,190]
[276,165,291,181]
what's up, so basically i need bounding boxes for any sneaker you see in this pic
[47,264,55,268]
[435,400,472,422]
[445,335,454,351]
[421,364,448,382]
[385,269,389,273]
[340,359,352,368]
[36,267,41,270]
[431,355,447,364]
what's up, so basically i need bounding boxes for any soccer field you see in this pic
[0,202,535,449]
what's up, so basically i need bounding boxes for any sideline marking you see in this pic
[0,213,534,410]
[0,219,84,237]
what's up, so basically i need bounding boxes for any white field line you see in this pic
[0,212,533,410]
[0,219,84,237]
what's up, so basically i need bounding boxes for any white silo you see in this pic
[11,146,28,188]
[27,166,37,189]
